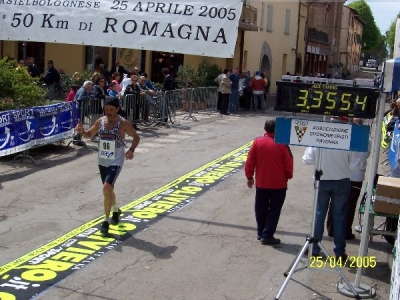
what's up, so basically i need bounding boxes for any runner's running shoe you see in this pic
[110,208,121,225]
[100,221,109,235]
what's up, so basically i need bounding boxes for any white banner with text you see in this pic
[0,0,242,58]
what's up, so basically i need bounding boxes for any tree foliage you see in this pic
[348,0,380,52]
[375,34,389,61]
[386,14,400,57]
[0,57,47,112]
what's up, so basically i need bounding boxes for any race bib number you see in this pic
[99,139,116,160]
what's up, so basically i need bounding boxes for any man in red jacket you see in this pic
[245,118,294,245]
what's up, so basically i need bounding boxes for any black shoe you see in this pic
[260,237,280,245]
[345,233,356,240]
[257,235,261,240]
[110,208,121,225]
[100,221,109,235]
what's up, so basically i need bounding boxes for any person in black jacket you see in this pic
[91,76,108,125]
[43,60,60,100]
[124,74,146,129]
[162,68,174,91]
[110,61,127,83]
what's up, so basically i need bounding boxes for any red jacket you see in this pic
[245,133,293,189]
[249,76,266,92]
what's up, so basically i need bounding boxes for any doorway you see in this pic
[151,52,184,83]
[18,42,45,74]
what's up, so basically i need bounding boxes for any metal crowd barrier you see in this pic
[190,87,218,116]
[68,98,103,146]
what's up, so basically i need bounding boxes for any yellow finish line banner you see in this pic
[0,142,251,300]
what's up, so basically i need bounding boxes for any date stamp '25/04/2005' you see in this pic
[309,256,377,268]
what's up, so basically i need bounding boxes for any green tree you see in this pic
[348,0,380,52]
[386,14,400,57]
[0,57,47,112]
[373,34,389,63]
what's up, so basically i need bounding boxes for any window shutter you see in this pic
[267,5,273,32]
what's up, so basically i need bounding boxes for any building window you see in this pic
[267,4,273,32]
[284,9,291,35]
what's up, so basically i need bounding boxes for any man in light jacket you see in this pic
[303,146,360,261]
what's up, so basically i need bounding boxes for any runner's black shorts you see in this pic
[98,165,122,186]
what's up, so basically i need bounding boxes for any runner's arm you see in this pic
[76,118,100,138]
[123,120,140,152]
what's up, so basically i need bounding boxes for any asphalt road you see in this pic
[0,72,394,300]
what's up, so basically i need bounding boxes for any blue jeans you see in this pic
[313,178,350,256]
[47,83,55,100]
[255,188,287,238]
[253,93,265,111]
[229,88,239,113]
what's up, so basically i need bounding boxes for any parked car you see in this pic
[366,59,377,68]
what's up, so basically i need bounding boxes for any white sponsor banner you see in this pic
[290,119,352,150]
[0,0,242,58]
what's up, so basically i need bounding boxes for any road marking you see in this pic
[0,142,252,300]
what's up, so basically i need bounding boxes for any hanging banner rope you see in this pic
[0,0,242,58]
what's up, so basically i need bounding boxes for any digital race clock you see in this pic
[275,81,379,118]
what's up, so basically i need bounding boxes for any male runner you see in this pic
[75,98,140,234]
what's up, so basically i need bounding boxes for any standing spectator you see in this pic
[219,68,232,115]
[245,118,294,245]
[66,85,79,102]
[215,71,224,112]
[261,72,270,107]
[302,146,359,260]
[228,67,240,113]
[111,72,122,92]
[124,74,145,129]
[27,57,40,78]
[141,72,158,92]
[161,68,174,123]
[110,60,126,82]
[16,59,29,75]
[74,80,93,141]
[120,71,134,96]
[161,68,174,91]
[326,118,370,240]
[91,76,107,134]
[241,70,252,111]
[43,60,60,100]
[99,63,111,84]
[74,98,140,235]
[249,71,266,112]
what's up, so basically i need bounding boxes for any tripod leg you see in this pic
[318,242,360,298]
[275,239,311,300]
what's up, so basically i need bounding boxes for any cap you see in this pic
[255,71,260,75]
[104,97,120,108]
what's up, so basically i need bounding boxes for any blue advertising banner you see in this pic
[0,101,79,157]
[388,120,400,170]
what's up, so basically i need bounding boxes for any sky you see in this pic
[345,0,400,34]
